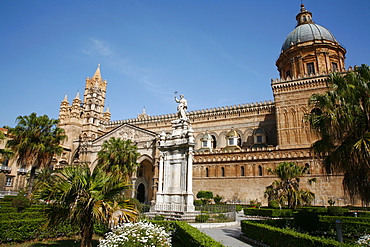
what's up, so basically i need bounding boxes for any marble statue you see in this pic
[174,94,188,120]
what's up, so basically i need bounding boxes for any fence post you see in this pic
[335,220,343,243]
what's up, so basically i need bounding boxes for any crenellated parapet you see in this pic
[104,100,275,128]
[271,74,327,94]
[271,67,353,94]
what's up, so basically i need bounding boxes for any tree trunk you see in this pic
[80,222,94,247]
[27,166,37,198]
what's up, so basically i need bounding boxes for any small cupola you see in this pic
[252,128,268,148]
[223,128,241,151]
[198,131,213,152]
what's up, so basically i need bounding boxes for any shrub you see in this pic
[194,200,203,206]
[214,214,228,221]
[319,217,370,240]
[301,207,328,215]
[1,195,16,203]
[11,194,31,213]
[328,199,335,206]
[327,206,344,216]
[153,215,165,221]
[197,191,213,205]
[294,210,319,233]
[0,219,79,243]
[99,221,171,247]
[235,205,243,212]
[213,194,222,204]
[94,223,109,236]
[244,208,294,217]
[268,200,280,209]
[195,214,210,223]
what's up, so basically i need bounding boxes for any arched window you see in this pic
[252,128,267,148]
[307,62,315,75]
[138,165,144,177]
[205,167,209,177]
[212,135,217,148]
[221,167,225,177]
[258,165,263,176]
[240,166,245,176]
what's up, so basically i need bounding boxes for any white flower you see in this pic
[98,221,171,247]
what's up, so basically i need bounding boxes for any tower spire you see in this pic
[93,63,101,80]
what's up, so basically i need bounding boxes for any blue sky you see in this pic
[1,0,369,127]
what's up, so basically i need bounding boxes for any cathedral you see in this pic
[1,5,356,206]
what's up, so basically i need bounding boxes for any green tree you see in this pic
[97,137,140,177]
[264,162,315,209]
[11,189,31,212]
[6,113,67,197]
[306,64,370,203]
[34,164,138,247]
[0,129,13,159]
[196,190,214,205]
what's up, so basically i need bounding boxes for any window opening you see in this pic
[5,177,12,186]
[307,62,315,75]
[258,165,263,176]
[332,62,338,72]
[212,135,217,148]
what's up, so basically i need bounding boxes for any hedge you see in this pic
[152,220,224,247]
[320,215,370,224]
[243,208,294,217]
[174,221,224,247]
[241,220,352,247]
[0,205,47,213]
[0,218,79,243]
[0,211,45,221]
[301,207,330,215]
[319,217,370,240]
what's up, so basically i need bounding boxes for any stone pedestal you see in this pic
[152,120,196,220]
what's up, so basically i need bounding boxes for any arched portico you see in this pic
[133,155,155,205]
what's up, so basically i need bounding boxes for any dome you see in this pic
[282,23,338,51]
[226,128,238,138]
[200,132,212,141]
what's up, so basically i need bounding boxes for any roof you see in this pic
[282,23,338,51]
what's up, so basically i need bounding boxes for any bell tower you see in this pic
[81,64,110,140]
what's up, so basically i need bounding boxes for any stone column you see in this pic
[158,155,164,193]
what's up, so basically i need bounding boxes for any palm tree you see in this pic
[6,113,67,197]
[0,129,13,159]
[264,162,315,209]
[97,137,140,177]
[306,64,370,203]
[34,164,138,247]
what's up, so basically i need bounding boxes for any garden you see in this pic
[241,205,370,246]
[0,194,225,247]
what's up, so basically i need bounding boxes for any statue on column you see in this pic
[174,94,188,121]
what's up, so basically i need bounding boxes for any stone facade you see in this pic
[0,5,359,206]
